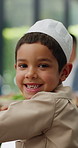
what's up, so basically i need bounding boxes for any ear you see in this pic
[14,64,17,69]
[60,63,73,82]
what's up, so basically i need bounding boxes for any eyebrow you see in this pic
[37,58,52,62]
[17,58,52,63]
[17,59,27,62]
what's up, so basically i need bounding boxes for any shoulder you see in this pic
[31,85,72,108]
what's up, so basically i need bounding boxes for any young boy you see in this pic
[0,19,78,148]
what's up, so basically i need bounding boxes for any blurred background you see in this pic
[0,0,78,95]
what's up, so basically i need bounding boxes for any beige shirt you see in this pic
[0,85,78,148]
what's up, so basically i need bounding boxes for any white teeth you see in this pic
[26,85,39,89]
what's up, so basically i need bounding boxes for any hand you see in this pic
[0,106,8,111]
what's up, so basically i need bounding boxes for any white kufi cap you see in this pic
[27,19,73,62]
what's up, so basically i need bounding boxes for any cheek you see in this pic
[44,75,52,82]
[42,72,60,84]
[15,71,23,86]
[41,73,53,83]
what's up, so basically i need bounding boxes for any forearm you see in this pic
[0,92,55,143]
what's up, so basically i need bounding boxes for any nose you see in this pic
[25,67,38,79]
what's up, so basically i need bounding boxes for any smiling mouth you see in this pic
[25,84,42,89]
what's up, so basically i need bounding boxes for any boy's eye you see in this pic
[38,64,49,68]
[19,64,28,68]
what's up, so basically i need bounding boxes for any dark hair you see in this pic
[70,33,77,50]
[15,32,67,72]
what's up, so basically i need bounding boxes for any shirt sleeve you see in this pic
[0,92,55,142]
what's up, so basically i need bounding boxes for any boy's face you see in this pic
[15,43,63,99]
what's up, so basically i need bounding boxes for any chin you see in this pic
[24,94,34,100]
